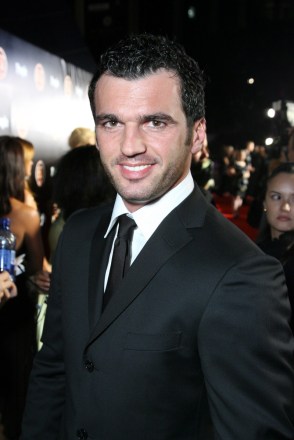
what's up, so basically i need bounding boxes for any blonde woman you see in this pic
[68,126,95,148]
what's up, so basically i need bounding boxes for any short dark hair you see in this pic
[88,33,205,127]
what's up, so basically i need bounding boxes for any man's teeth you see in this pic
[123,165,150,171]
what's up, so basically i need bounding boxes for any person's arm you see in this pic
[199,253,294,439]
[23,207,44,275]
[30,269,51,292]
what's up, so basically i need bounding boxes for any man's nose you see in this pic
[120,125,146,156]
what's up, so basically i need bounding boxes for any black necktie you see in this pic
[103,214,136,309]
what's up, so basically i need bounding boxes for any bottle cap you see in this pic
[0,217,11,229]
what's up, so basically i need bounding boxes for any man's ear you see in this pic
[95,137,99,151]
[191,118,207,155]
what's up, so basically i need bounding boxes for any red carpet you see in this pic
[213,193,259,242]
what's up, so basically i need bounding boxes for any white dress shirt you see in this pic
[104,172,194,290]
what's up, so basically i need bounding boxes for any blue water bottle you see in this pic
[0,217,16,280]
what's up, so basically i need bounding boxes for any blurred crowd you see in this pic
[192,128,294,225]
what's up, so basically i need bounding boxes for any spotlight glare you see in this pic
[187,6,196,19]
[267,108,276,118]
[247,77,255,85]
[265,137,274,146]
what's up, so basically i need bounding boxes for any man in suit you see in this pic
[21,34,294,440]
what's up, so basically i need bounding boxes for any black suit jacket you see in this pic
[21,187,294,439]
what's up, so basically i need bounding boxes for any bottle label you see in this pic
[0,249,16,278]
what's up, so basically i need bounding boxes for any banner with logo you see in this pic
[0,28,94,165]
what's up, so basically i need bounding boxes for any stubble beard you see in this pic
[102,155,190,207]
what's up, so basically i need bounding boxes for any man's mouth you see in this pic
[123,164,151,171]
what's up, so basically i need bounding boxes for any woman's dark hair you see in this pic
[0,135,25,215]
[88,33,205,128]
[53,145,115,221]
[267,162,294,183]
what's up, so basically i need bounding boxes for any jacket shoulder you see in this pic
[62,202,113,237]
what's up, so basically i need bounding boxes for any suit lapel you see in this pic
[86,188,208,346]
[88,211,114,329]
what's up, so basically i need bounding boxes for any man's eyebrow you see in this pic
[95,113,176,124]
[141,113,176,123]
[95,114,118,123]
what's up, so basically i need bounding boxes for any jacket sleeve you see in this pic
[20,234,65,440]
[198,253,294,439]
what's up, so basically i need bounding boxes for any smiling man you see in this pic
[21,34,294,440]
[93,70,202,209]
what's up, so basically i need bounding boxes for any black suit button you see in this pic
[76,428,88,439]
[84,359,94,372]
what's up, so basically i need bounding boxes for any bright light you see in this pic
[187,6,196,19]
[247,78,255,85]
[267,108,276,118]
[265,137,274,146]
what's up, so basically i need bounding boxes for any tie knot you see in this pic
[117,214,136,240]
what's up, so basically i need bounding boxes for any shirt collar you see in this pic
[104,172,194,239]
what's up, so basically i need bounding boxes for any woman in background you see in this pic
[68,126,95,149]
[18,137,52,276]
[257,162,294,333]
[18,137,38,210]
[0,135,45,440]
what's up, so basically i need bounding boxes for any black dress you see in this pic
[258,232,294,334]
[0,245,37,440]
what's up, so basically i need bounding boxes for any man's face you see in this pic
[94,70,204,211]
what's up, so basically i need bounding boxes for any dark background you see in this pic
[1,0,293,151]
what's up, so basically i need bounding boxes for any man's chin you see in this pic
[120,194,151,205]
[118,190,165,209]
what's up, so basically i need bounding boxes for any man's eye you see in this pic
[104,120,118,128]
[149,120,165,127]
